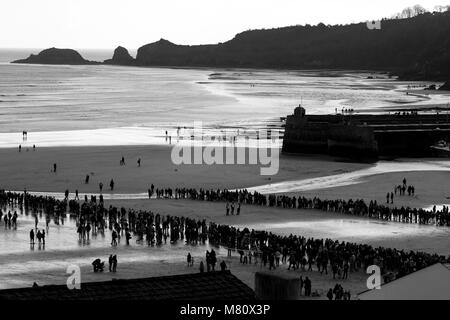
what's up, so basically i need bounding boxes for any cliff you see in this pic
[12,48,98,65]
[10,11,450,80]
[131,12,450,80]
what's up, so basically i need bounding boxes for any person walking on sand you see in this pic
[110,179,115,191]
[137,158,141,167]
[53,163,57,173]
[19,145,21,152]
[99,182,103,192]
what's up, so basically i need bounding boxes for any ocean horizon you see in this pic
[1,49,448,148]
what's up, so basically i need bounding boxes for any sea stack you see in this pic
[104,46,136,66]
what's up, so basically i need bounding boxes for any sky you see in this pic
[0,0,448,49]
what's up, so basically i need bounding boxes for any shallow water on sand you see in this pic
[246,160,450,194]
[0,207,226,289]
[0,202,449,290]
[8,158,450,202]
[1,62,449,147]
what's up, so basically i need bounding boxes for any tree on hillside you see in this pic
[394,5,429,18]
[434,5,450,12]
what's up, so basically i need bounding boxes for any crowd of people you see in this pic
[147,186,450,226]
[0,210,18,229]
[2,188,450,301]
[387,177,416,204]
[3,190,448,282]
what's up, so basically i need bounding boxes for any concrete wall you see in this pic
[282,111,450,158]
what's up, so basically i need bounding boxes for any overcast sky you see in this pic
[0,0,448,49]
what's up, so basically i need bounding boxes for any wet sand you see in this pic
[1,201,448,297]
[1,145,450,208]
[0,145,369,193]
[0,212,392,298]
[1,144,450,296]
[109,199,450,255]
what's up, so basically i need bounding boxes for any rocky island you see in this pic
[12,47,99,65]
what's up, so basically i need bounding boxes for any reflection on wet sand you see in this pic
[246,160,450,194]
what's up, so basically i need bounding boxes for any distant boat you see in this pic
[430,140,450,157]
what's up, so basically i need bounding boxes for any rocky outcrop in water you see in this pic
[12,48,98,65]
[104,46,135,65]
[439,81,450,91]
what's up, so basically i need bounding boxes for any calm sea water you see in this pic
[0,49,448,147]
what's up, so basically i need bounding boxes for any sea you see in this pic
[0,49,449,148]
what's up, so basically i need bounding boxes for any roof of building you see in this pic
[0,271,256,300]
[358,263,450,300]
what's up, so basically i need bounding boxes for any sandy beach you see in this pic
[0,145,370,193]
[1,145,450,209]
[1,143,450,299]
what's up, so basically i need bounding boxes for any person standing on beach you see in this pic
[53,163,57,173]
[220,260,227,271]
[110,179,115,191]
[137,158,141,167]
[304,277,312,297]
[112,255,117,272]
[30,229,35,245]
[108,254,113,272]
[19,145,21,152]
[187,253,192,267]
[125,229,131,245]
[99,182,103,192]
